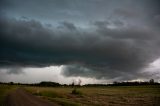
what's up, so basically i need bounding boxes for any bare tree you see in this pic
[78,79,82,86]
[71,80,75,87]
[149,79,154,84]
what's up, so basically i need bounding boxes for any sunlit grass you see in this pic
[25,85,160,106]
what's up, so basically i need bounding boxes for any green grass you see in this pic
[26,87,82,105]
[25,85,160,106]
[71,88,83,95]
[34,90,64,98]
[46,97,81,106]
[0,85,17,105]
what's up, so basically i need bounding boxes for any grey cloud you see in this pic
[93,21,110,29]
[3,0,158,23]
[113,20,124,26]
[58,21,77,31]
[1,0,160,81]
[0,0,11,10]
[0,15,160,80]
[61,64,121,80]
[6,67,24,74]
[114,9,139,18]
[153,15,160,26]
[61,64,159,81]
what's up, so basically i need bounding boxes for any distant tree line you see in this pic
[0,79,159,87]
[109,79,160,86]
[84,79,160,87]
[38,81,60,87]
[0,81,61,87]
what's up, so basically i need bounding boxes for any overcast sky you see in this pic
[0,0,160,84]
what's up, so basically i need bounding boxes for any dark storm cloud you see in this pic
[0,0,160,80]
[0,0,10,9]
[58,21,77,31]
[1,15,160,80]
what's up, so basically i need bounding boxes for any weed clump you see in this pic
[71,88,82,95]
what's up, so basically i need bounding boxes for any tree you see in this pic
[71,80,75,87]
[149,79,154,84]
[78,79,82,86]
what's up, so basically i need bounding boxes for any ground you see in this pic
[1,85,160,106]
[4,88,58,106]
[25,85,160,106]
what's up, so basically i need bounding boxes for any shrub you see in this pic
[71,88,82,95]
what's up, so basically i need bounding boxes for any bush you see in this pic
[71,88,82,95]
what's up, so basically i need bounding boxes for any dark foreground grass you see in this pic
[25,85,160,106]
[0,85,17,105]
[45,97,81,106]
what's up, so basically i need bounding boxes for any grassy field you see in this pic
[0,85,17,105]
[25,85,160,106]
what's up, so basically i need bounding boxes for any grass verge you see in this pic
[45,97,82,106]
[0,85,17,105]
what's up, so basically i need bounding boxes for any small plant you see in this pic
[71,88,82,95]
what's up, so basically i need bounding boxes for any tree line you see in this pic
[0,79,159,87]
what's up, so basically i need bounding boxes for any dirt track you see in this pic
[4,88,58,106]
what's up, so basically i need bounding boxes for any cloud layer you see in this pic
[0,0,160,81]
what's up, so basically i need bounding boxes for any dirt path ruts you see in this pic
[4,88,58,106]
